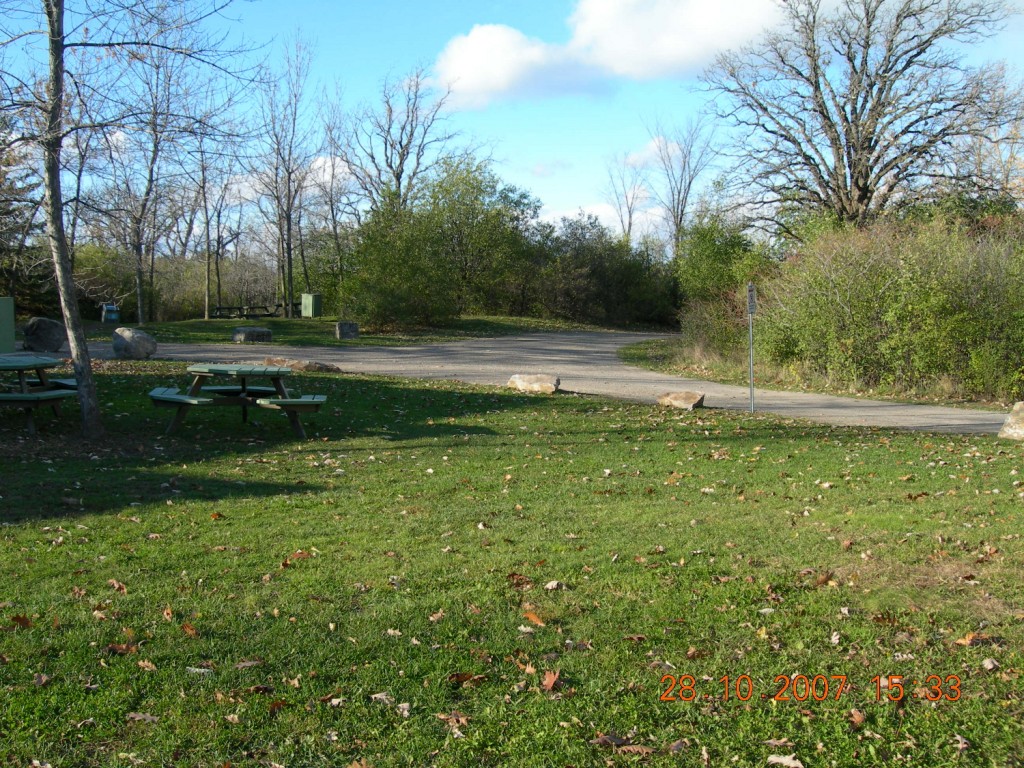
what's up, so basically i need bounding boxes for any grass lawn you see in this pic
[1,360,1022,766]
[85,316,604,348]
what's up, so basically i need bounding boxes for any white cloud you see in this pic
[567,0,782,79]
[434,0,783,108]
[434,23,599,108]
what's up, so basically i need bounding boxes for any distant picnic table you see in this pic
[149,363,325,438]
[211,302,301,319]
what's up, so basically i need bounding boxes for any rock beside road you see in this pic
[507,373,560,394]
[112,327,157,359]
[657,391,706,410]
[22,317,66,352]
[263,356,341,373]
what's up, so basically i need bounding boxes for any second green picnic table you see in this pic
[149,363,326,438]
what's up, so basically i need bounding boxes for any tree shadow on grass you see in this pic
[0,468,325,523]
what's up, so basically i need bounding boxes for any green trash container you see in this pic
[301,293,322,318]
[0,297,13,353]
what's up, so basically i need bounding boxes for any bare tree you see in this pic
[704,0,1019,228]
[604,151,647,242]
[250,38,316,316]
[340,67,459,212]
[646,118,715,254]
[0,0,246,436]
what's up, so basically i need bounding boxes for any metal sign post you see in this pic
[747,282,756,414]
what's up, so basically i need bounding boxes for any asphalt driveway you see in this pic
[88,330,1007,435]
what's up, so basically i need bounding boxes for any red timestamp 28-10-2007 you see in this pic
[660,674,962,703]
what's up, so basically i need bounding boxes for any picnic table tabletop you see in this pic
[0,355,61,372]
[186,363,293,377]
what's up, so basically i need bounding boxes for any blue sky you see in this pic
[226,0,1024,229]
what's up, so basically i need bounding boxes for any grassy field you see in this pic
[84,316,602,347]
[1,359,1022,766]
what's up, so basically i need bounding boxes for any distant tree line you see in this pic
[1,0,1023,435]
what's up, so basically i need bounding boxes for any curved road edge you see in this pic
[87,330,1007,435]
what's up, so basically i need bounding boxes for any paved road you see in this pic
[90,330,1007,434]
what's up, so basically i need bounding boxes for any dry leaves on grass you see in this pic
[767,756,804,768]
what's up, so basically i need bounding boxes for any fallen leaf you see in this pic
[370,691,395,705]
[234,659,264,670]
[544,580,568,591]
[624,634,647,643]
[767,756,804,768]
[429,610,445,623]
[224,714,240,724]
[540,669,561,692]
[436,711,469,727]
[507,572,533,590]
[765,739,795,747]
[107,580,127,595]
[10,615,32,629]
[953,734,970,753]
[848,709,866,729]
[34,673,51,687]
[105,643,138,656]
[396,702,411,718]
[955,632,1004,647]
[523,611,545,627]
[982,658,1000,671]
[162,606,173,622]
[268,700,288,716]
[126,712,158,724]
[137,660,157,672]
[181,622,199,638]
[589,732,629,747]
[618,745,655,755]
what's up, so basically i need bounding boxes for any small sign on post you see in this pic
[747,282,756,414]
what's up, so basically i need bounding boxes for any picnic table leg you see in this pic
[270,376,304,437]
[287,411,306,439]
[24,406,36,436]
[166,404,190,435]
[239,376,249,423]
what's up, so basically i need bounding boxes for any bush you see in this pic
[759,218,1024,399]
[340,204,458,329]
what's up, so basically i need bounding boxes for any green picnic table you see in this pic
[0,354,78,434]
[149,363,325,438]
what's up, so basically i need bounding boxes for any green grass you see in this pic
[2,360,1023,766]
[85,315,602,347]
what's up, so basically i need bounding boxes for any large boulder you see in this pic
[22,317,66,352]
[507,374,560,394]
[233,327,272,343]
[112,327,157,359]
[998,402,1024,440]
[657,391,706,410]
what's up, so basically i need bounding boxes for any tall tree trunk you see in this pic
[43,0,103,437]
